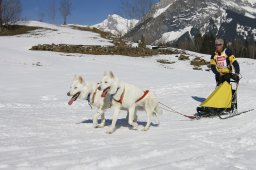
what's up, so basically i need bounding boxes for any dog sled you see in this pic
[159,73,253,120]
[195,73,253,119]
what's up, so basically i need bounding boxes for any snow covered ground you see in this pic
[0,21,256,170]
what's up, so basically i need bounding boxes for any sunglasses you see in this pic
[215,44,223,46]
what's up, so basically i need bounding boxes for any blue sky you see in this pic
[21,0,159,25]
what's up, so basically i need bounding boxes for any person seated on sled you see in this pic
[210,39,240,86]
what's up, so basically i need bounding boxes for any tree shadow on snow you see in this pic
[191,96,206,103]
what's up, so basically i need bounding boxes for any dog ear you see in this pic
[109,71,115,79]
[73,75,78,80]
[103,71,115,78]
[81,75,86,82]
[103,71,109,76]
[78,76,84,84]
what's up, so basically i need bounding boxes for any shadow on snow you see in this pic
[191,96,206,103]
[78,118,159,129]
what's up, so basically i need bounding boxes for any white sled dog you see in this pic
[67,75,112,128]
[98,71,162,134]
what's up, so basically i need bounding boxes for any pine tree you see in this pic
[0,0,2,29]
[1,0,22,27]
[200,34,215,54]
[139,35,146,48]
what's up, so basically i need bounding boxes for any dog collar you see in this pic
[88,89,97,104]
[86,93,91,103]
[86,93,92,109]
[110,87,119,101]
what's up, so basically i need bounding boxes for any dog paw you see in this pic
[97,124,105,128]
[132,126,138,130]
[106,128,114,134]
[132,123,138,130]
[142,127,149,131]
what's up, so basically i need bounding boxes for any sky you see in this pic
[20,0,159,26]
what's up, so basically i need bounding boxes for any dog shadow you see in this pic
[78,118,159,129]
[191,96,206,103]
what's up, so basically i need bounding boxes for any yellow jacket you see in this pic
[210,48,240,76]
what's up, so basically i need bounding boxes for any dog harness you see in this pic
[112,88,149,105]
[87,89,97,108]
[136,90,149,103]
[112,88,125,105]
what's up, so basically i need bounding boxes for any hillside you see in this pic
[0,21,256,170]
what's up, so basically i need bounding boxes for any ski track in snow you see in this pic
[0,21,256,170]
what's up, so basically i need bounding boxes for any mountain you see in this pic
[93,14,139,36]
[125,0,256,55]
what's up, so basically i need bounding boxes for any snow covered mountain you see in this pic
[93,14,139,36]
[125,0,256,45]
[242,0,256,5]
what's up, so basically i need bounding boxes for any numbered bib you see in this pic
[216,55,227,69]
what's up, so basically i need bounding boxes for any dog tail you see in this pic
[153,103,162,125]
[154,103,163,115]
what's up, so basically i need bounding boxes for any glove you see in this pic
[232,73,240,82]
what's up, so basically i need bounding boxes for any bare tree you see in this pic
[0,0,3,29]
[38,11,45,22]
[59,0,72,25]
[120,0,153,34]
[48,0,56,24]
[120,0,153,19]
[1,0,21,27]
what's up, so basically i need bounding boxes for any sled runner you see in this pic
[195,73,252,119]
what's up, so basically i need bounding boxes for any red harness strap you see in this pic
[135,90,149,103]
[91,89,97,104]
[114,89,149,105]
[113,89,125,105]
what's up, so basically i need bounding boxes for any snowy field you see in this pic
[0,21,256,170]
